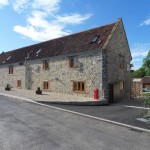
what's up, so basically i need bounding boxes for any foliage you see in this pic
[142,92,150,127]
[36,87,42,94]
[5,84,11,91]
[130,50,150,78]
[130,67,145,78]
[142,51,150,76]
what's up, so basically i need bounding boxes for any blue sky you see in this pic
[0,0,150,70]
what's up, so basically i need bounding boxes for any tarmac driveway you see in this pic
[39,102,149,129]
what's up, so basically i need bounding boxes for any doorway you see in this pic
[109,84,114,103]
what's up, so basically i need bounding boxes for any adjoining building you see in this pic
[143,76,150,88]
[0,18,132,103]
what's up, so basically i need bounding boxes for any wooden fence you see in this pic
[131,78,143,98]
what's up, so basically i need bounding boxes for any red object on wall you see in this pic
[94,88,99,99]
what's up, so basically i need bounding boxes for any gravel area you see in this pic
[0,87,94,102]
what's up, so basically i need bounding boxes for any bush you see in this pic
[36,87,42,95]
[5,84,11,91]
[143,92,150,127]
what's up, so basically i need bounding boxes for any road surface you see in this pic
[0,95,149,150]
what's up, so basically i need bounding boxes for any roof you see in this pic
[132,78,143,82]
[143,76,150,84]
[0,21,116,65]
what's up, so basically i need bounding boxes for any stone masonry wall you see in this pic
[0,64,25,88]
[0,50,103,99]
[104,20,131,102]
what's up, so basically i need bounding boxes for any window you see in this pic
[68,56,78,68]
[7,56,11,60]
[36,49,42,57]
[91,36,99,43]
[119,55,124,69]
[9,65,13,74]
[120,81,124,90]
[17,80,21,88]
[43,60,49,70]
[36,49,41,54]
[73,81,85,92]
[43,81,49,90]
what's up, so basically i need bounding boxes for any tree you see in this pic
[142,50,150,76]
[130,50,150,78]
[130,67,145,78]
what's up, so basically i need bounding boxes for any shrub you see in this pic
[5,84,11,91]
[36,87,42,95]
[143,92,150,127]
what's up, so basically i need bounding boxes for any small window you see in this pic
[43,60,49,70]
[120,81,124,90]
[43,81,49,90]
[73,81,85,92]
[7,56,11,60]
[91,36,99,43]
[17,80,21,88]
[36,49,42,57]
[36,49,41,54]
[68,56,78,68]
[119,55,124,69]
[9,65,13,74]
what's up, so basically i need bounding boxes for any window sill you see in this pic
[43,68,49,70]
[69,66,78,69]
[73,91,86,94]
[43,89,49,92]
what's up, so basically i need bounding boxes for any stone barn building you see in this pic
[0,18,132,103]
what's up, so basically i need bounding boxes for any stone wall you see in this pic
[104,20,131,102]
[0,50,103,98]
[0,63,25,88]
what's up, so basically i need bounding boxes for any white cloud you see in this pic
[12,0,92,41]
[12,0,60,13]
[130,43,150,70]
[132,65,142,71]
[14,10,70,41]
[12,0,30,13]
[131,43,150,58]
[0,0,92,41]
[56,13,92,24]
[14,23,70,41]
[32,0,60,13]
[140,14,150,26]
[132,51,149,58]
[131,58,142,62]
[0,0,9,8]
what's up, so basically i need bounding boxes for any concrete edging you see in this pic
[35,100,108,106]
